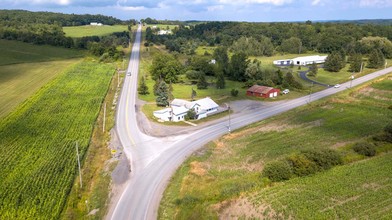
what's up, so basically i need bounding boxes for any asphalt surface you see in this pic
[299,69,330,87]
[110,25,392,220]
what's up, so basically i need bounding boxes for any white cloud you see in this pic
[218,0,292,6]
[207,4,224,11]
[360,0,392,7]
[28,0,71,5]
[311,0,321,6]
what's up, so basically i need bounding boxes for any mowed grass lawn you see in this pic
[63,25,128,37]
[159,75,392,219]
[0,40,82,118]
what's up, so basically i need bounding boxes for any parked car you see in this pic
[334,84,341,88]
[282,89,290,94]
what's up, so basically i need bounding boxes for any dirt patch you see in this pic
[354,87,392,101]
[224,120,297,141]
[322,196,361,212]
[362,182,384,191]
[331,141,352,149]
[189,161,207,177]
[329,97,357,104]
[214,197,281,220]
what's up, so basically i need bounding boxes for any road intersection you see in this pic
[109,25,392,220]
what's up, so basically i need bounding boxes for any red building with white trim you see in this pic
[246,85,280,98]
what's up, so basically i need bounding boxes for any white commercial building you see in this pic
[273,55,327,66]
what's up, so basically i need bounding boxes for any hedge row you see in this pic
[262,149,343,182]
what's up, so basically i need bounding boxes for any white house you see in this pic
[273,55,327,66]
[90,22,103,26]
[157,30,172,35]
[153,97,219,122]
[153,108,172,122]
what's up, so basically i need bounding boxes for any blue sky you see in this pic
[1,0,392,22]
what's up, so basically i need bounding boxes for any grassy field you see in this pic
[0,62,114,220]
[159,75,392,219]
[0,39,82,65]
[63,25,128,38]
[0,40,83,118]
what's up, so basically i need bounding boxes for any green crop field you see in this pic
[159,75,392,219]
[0,62,114,219]
[0,40,82,118]
[0,39,82,65]
[63,25,128,38]
[251,151,392,219]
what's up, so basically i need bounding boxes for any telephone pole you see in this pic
[75,142,82,188]
[103,102,106,133]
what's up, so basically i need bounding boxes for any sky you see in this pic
[1,0,392,22]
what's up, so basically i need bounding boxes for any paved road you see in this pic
[110,25,392,220]
[299,68,330,87]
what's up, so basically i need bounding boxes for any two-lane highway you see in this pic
[110,25,392,219]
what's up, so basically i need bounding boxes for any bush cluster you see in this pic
[262,149,343,182]
[353,142,376,157]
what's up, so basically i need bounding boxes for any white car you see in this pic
[334,84,341,88]
[127,72,131,76]
[282,89,290,94]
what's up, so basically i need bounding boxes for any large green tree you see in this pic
[280,37,303,54]
[324,52,345,72]
[228,52,249,82]
[308,62,318,76]
[138,76,149,95]
[367,49,385,69]
[349,54,363,72]
[150,54,183,83]
[155,81,169,107]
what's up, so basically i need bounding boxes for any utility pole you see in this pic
[350,73,354,88]
[360,62,364,73]
[117,72,120,88]
[225,103,231,132]
[103,102,106,133]
[75,142,82,188]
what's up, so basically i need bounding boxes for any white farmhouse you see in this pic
[90,22,103,26]
[157,30,172,35]
[273,55,327,66]
[153,97,219,122]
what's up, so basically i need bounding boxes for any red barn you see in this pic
[246,85,280,98]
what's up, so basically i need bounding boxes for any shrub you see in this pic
[262,160,293,182]
[301,149,343,170]
[286,153,319,176]
[353,142,376,157]
[385,122,392,142]
[231,89,239,97]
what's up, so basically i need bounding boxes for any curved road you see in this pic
[110,25,392,220]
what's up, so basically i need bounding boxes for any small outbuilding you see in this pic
[247,85,280,98]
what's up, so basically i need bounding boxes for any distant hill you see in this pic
[0,9,128,26]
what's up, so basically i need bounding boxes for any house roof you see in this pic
[194,97,219,110]
[292,55,327,62]
[153,108,171,115]
[247,85,276,94]
[172,106,189,116]
[171,99,191,107]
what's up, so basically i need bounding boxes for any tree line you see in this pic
[146,21,392,59]
[0,10,133,60]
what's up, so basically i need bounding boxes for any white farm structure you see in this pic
[273,55,327,66]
